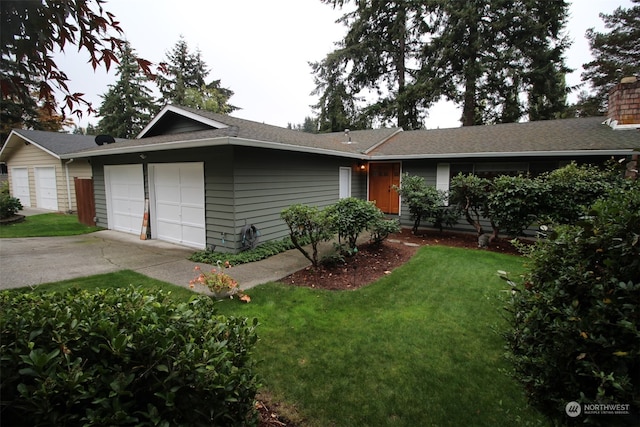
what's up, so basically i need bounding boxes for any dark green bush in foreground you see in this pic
[502,182,640,426]
[0,287,259,426]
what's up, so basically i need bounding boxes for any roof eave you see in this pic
[61,136,367,160]
[368,148,639,160]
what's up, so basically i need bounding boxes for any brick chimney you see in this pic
[607,76,640,129]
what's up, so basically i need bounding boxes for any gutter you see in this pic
[65,159,74,213]
[367,148,639,160]
[59,136,639,162]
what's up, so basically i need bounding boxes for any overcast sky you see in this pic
[55,0,633,130]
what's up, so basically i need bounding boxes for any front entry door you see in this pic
[369,163,400,214]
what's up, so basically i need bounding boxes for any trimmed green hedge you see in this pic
[502,181,640,426]
[0,287,260,426]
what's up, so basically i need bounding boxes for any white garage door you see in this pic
[150,163,205,249]
[11,167,31,207]
[105,164,145,234]
[34,167,58,210]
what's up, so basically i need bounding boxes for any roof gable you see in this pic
[137,105,229,138]
[0,129,110,162]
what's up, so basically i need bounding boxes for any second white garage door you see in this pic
[34,166,58,210]
[150,163,205,249]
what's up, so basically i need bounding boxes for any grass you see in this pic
[0,213,102,238]
[5,246,548,426]
[8,270,196,300]
[211,246,548,426]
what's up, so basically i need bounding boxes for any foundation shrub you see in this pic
[502,182,640,426]
[326,197,383,254]
[0,182,22,219]
[0,286,260,427]
[393,173,445,233]
[281,204,333,268]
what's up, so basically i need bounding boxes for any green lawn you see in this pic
[215,246,548,426]
[0,213,102,238]
[9,246,548,426]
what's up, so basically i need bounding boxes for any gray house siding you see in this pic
[204,146,235,252]
[93,164,106,228]
[230,147,361,252]
[92,145,364,253]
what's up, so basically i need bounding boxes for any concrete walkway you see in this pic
[0,208,335,293]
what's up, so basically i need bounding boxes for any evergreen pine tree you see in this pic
[96,42,157,138]
[156,37,237,113]
[582,0,640,110]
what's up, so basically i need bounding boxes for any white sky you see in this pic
[54,0,634,131]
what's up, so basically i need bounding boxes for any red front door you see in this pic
[369,163,400,214]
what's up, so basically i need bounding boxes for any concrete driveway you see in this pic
[0,230,200,291]
[0,229,319,292]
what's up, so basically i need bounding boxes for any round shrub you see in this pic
[502,182,639,426]
[0,286,260,426]
[326,197,383,253]
[0,181,22,219]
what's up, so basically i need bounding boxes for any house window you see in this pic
[450,162,529,180]
[436,163,450,205]
[339,167,351,199]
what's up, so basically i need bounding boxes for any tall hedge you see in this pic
[502,181,640,426]
[0,287,260,426]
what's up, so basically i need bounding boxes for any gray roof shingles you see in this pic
[370,117,639,157]
[9,107,638,160]
[11,129,121,156]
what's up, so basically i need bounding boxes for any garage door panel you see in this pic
[11,168,31,207]
[34,167,58,210]
[156,202,180,219]
[182,226,204,246]
[157,189,180,200]
[181,206,203,224]
[157,222,181,242]
[151,163,205,249]
[180,187,203,204]
[105,165,144,234]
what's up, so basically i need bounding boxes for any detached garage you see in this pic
[0,130,100,212]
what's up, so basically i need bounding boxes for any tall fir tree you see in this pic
[96,42,157,138]
[317,0,571,128]
[582,0,640,110]
[420,0,570,125]
[310,53,367,132]
[314,0,434,130]
[156,37,237,113]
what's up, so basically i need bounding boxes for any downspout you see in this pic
[65,159,74,213]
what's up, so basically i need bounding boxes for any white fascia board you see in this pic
[603,118,640,131]
[61,137,367,160]
[368,149,639,160]
[0,130,61,160]
[136,105,229,138]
